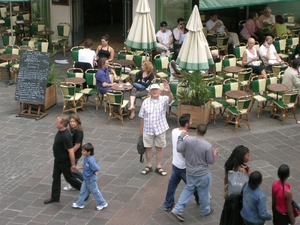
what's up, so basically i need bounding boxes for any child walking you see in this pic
[72,143,108,210]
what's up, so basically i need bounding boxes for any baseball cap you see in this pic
[149,83,160,90]
[160,21,168,27]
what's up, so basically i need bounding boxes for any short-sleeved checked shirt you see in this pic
[138,95,170,135]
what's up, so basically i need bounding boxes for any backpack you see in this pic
[137,136,146,163]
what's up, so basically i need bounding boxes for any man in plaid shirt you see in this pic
[138,83,173,176]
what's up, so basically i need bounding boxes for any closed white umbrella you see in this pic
[125,0,157,51]
[176,5,214,71]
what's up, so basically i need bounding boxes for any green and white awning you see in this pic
[176,5,214,71]
[125,0,157,51]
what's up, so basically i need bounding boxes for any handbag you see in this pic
[137,135,146,163]
[227,171,249,198]
[292,200,300,217]
[232,183,247,211]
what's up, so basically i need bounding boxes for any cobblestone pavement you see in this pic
[1,50,300,225]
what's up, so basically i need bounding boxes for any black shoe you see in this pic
[44,198,59,204]
[171,212,185,222]
[163,203,174,211]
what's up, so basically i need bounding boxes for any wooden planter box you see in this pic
[44,85,57,110]
[178,103,211,128]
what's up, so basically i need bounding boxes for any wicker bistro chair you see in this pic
[233,43,247,67]
[208,82,231,124]
[225,96,252,132]
[223,78,239,106]
[0,45,19,80]
[217,34,229,55]
[168,81,179,117]
[106,91,129,126]
[273,37,289,60]
[80,69,100,110]
[250,76,275,118]
[273,91,298,125]
[153,54,171,79]
[282,13,294,23]
[237,68,253,92]
[60,82,84,114]
[66,67,84,92]
[52,22,70,57]
[70,46,84,67]
[109,62,130,82]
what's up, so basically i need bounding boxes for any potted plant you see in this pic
[177,71,218,127]
[44,52,60,110]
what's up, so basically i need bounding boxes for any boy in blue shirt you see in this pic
[72,143,108,210]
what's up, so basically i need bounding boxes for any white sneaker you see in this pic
[96,203,108,211]
[63,184,76,191]
[72,203,84,209]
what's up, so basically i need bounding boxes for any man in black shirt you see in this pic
[44,115,82,204]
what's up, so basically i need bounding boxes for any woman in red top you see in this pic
[272,164,295,225]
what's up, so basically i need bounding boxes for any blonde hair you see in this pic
[142,60,153,75]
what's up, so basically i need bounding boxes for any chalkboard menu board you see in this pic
[15,51,50,105]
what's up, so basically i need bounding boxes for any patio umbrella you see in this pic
[176,5,214,71]
[125,0,157,51]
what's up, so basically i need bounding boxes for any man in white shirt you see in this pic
[258,7,275,26]
[173,18,185,41]
[258,36,282,71]
[206,12,239,47]
[163,114,199,211]
[156,21,173,53]
[78,39,97,68]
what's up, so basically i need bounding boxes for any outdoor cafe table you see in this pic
[225,90,248,105]
[267,83,289,101]
[115,59,135,73]
[37,30,54,43]
[112,82,133,92]
[223,66,244,78]
[65,77,86,92]
[0,54,19,86]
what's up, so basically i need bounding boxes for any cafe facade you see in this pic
[9,0,300,47]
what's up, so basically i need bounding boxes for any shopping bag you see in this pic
[227,171,249,198]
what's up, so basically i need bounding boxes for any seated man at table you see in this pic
[282,58,300,91]
[156,21,173,53]
[95,57,119,95]
[78,38,97,68]
[206,12,239,47]
[258,36,282,72]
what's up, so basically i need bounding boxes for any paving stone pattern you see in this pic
[0,48,300,225]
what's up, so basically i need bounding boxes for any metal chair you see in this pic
[70,46,84,67]
[216,34,229,55]
[273,91,298,125]
[80,69,100,110]
[226,96,252,132]
[60,82,84,114]
[52,22,70,56]
[106,91,129,126]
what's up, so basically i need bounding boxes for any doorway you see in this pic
[82,0,132,51]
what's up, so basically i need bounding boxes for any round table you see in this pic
[112,83,133,91]
[65,77,85,85]
[223,66,244,74]
[225,90,247,100]
[267,84,289,100]
[0,54,19,86]
[37,30,54,43]
[115,59,135,67]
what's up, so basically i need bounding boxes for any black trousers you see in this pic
[51,159,82,200]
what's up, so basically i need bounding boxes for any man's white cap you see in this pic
[149,83,160,90]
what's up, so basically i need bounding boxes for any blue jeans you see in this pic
[73,158,83,182]
[75,175,107,207]
[164,165,199,208]
[171,172,212,216]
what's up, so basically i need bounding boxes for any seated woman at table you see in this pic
[95,34,115,63]
[282,58,300,91]
[271,15,288,37]
[95,57,119,95]
[240,12,264,45]
[128,60,154,120]
[242,38,268,79]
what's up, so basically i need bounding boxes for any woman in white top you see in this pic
[242,38,267,79]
